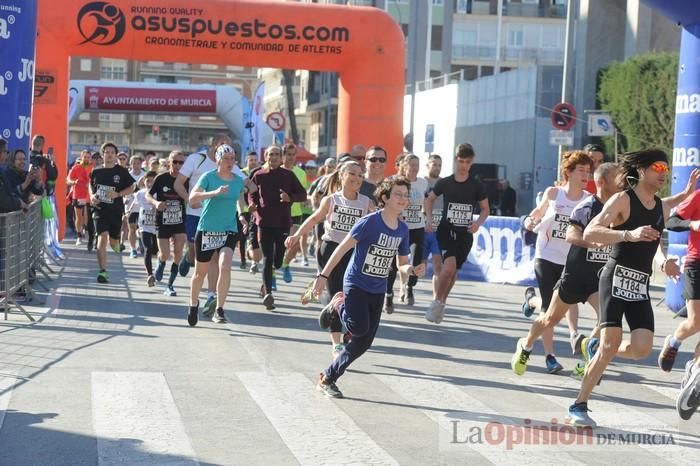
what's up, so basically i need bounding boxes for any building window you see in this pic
[432,0,444,5]
[507,25,524,47]
[457,0,469,14]
[100,59,127,80]
[78,112,90,121]
[431,25,443,50]
[80,59,92,72]
[541,25,562,48]
[200,64,218,71]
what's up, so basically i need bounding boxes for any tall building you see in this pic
[68,58,257,161]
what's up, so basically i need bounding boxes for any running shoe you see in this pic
[154,261,166,282]
[425,300,439,322]
[566,402,597,428]
[87,240,94,252]
[383,293,394,314]
[96,271,108,283]
[406,286,415,306]
[119,243,126,252]
[677,360,700,420]
[545,354,563,374]
[178,258,190,277]
[282,266,293,283]
[249,262,259,275]
[571,333,585,356]
[522,286,536,318]
[301,280,319,305]
[332,343,345,361]
[302,258,309,267]
[212,307,227,323]
[581,337,599,366]
[319,292,344,330]
[511,338,531,376]
[658,335,679,372]
[239,260,247,270]
[317,373,343,399]
[434,302,446,324]
[163,286,177,297]
[571,361,586,379]
[308,244,315,257]
[187,304,198,327]
[263,293,276,310]
[130,250,138,259]
[146,275,155,287]
[202,295,217,318]
[75,236,82,246]
[111,243,121,254]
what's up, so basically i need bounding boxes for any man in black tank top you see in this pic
[564,149,700,428]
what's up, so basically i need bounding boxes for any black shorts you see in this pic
[534,258,564,311]
[128,212,139,225]
[71,199,87,208]
[555,270,599,305]
[93,211,122,240]
[157,223,186,239]
[291,215,303,227]
[684,261,700,301]
[598,264,654,332]
[315,223,325,241]
[436,223,472,269]
[195,231,238,263]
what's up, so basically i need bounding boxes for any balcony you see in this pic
[452,45,563,64]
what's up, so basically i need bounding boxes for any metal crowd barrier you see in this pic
[0,201,46,322]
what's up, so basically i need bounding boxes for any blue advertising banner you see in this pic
[0,1,37,153]
[428,216,536,286]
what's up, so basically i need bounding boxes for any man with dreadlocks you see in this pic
[565,149,700,427]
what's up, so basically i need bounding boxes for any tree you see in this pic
[597,52,678,156]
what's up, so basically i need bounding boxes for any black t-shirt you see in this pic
[90,165,135,215]
[359,180,378,205]
[565,196,609,279]
[433,175,487,232]
[149,172,186,227]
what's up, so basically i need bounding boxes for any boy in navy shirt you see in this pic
[312,177,426,398]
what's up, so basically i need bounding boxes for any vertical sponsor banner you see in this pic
[0,0,37,152]
[251,83,266,158]
[667,24,700,313]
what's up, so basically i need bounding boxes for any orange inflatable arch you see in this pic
[33,0,405,235]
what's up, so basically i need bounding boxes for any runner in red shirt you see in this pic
[67,150,93,245]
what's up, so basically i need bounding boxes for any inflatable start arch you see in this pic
[33,0,405,234]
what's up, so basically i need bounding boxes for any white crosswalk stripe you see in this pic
[0,371,18,432]
[237,371,399,466]
[92,372,199,466]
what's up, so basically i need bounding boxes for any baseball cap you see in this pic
[337,152,352,163]
[215,144,235,161]
[305,160,318,168]
[324,158,337,167]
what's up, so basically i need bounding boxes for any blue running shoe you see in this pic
[271,274,277,291]
[566,402,597,427]
[584,337,599,365]
[202,295,217,317]
[522,286,536,318]
[178,257,190,277]
[155,261,166,282]
[282,266,293,283]
[545,354,563,374]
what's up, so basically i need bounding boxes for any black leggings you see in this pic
[86,205,96,245]
[260,226,288,291]
[142,232,157,275]
[318,240,353,296]
[237,216,247,260]
[387,227,425,293]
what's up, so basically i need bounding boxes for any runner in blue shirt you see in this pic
[187,144,247,326]
[311,177,426,398]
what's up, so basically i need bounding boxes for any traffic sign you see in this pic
[587,113,614,136]
[550,130,574,146]
[266,112,286,131]
[551,102,577,131]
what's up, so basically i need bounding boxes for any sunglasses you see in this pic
[118,157,127,161]
[368,157,386,163]
[649,162,669,173]
[171,160,185,165]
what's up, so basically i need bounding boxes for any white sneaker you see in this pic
[75,236,82,246]
[434,302,446,324]
[425,300,438,323]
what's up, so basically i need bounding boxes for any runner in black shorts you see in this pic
[424,143,488,324]
[147,151,187,297]
[89,142,136,283]
[565,150,699,427]
[512,162,620,376]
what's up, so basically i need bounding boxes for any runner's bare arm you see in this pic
[424,192,437,233]
[566,223,601,249]
[469,198,490,234]
[189,185,226,205]
[524,186,557,230]
[654,244,680,281]
[662,168,700,216]
[584,192,659,244]
[285,196,331,248]
[312,234,358,296]
[397,255,426,278]
[173,173,190,201]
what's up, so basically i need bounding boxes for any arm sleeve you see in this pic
[248,173,260,206]
[676,191,699,220]
[432,178,445,197]
[476,181,487,202]
[569,200,592,230]
[350,214,370,243]
[119,168,136,191]
[666,213,692,232]
[178,154,197,179]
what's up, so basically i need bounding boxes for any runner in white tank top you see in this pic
[521,151,593,374]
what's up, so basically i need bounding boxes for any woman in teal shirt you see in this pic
[187,144,247,326]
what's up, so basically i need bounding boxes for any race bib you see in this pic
[612,265,649,302]
[402,205,423,226]
[163,200,183,225]
[361,232,402,278]
[140,208,156,228]
[431,208,442,229]
[200,232,228,251]
[445,203,473,227]
[550,213,570,240]
[330,204,362,233]
[96,185,115,204]
[586,244,612,263]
